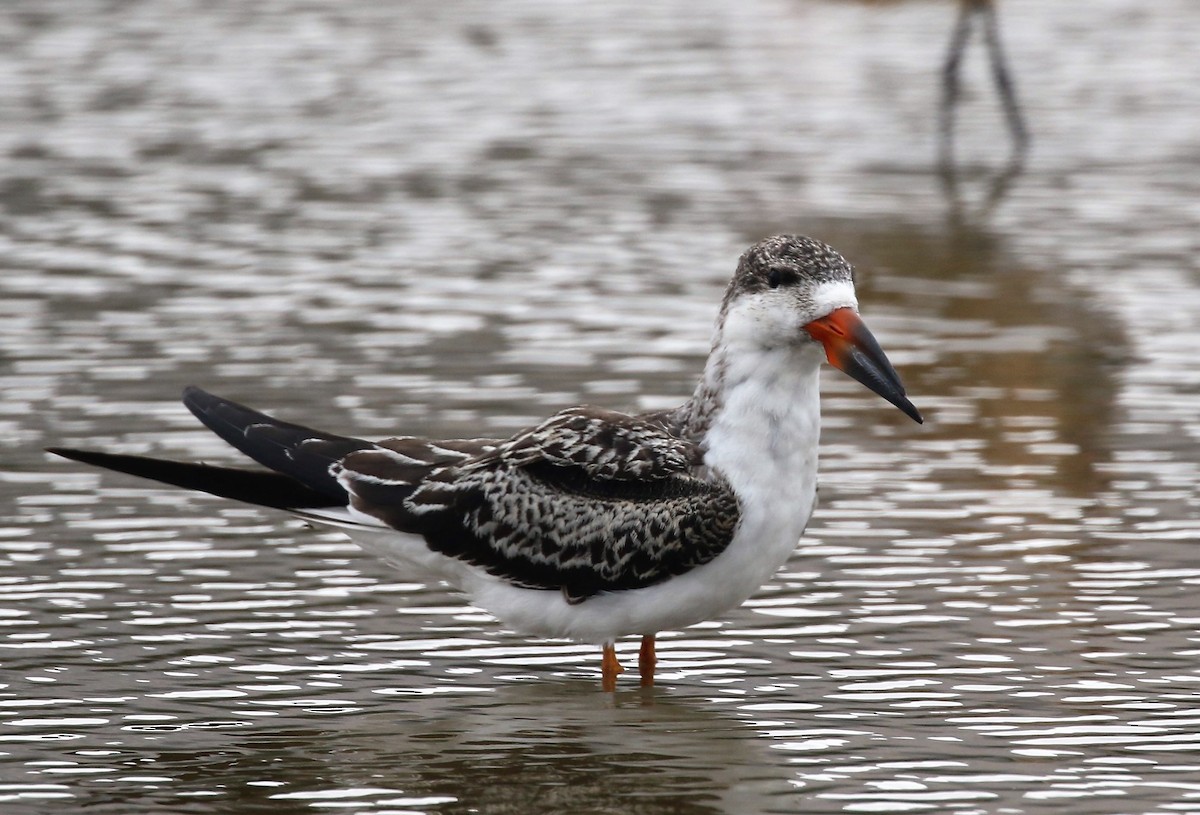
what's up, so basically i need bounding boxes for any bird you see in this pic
[48,235,923,691]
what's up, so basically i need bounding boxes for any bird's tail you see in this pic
[48,386,374,511]
[45,447,343,509]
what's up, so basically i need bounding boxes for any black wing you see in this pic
[337,406,741,603]
[45,447,343,510]
[182,385,374,500]
[49,387,377,510]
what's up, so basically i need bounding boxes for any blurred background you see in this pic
[2,0,1199,813]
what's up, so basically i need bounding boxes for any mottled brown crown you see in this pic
[724,235,855,306]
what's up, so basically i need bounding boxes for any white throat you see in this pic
[700,339,824,511]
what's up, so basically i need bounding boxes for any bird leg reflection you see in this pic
[601,642,624,692]
[638,634,657,687]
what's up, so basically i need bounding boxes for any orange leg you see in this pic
[601,642,624,692]
[638,634,657,688]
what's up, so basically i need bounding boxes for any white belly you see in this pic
[467,496,815,642]
[343,491,813,643]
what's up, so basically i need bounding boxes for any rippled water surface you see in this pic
[3,0,1200,812]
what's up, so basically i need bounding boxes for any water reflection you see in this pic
[751,214,1124,508]
[3,679,780,814]
[937,157,1026,226]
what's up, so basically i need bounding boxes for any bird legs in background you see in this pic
[600,635,657,691]
[940,0,1029,165]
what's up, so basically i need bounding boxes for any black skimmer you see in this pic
[49,235,922,691]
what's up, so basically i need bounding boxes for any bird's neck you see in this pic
[678,334,825,506]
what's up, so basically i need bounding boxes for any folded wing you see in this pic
[337,407,741,603]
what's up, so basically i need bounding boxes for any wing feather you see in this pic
[336,407,740,601]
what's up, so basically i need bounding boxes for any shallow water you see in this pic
[2,0,1200,812]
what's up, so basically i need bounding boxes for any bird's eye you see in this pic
[767,270,782,289]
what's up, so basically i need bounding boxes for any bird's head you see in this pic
[719,235,923,424]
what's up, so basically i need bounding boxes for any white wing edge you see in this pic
[288,506,389,530]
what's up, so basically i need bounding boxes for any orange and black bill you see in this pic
[805,307,923,424]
